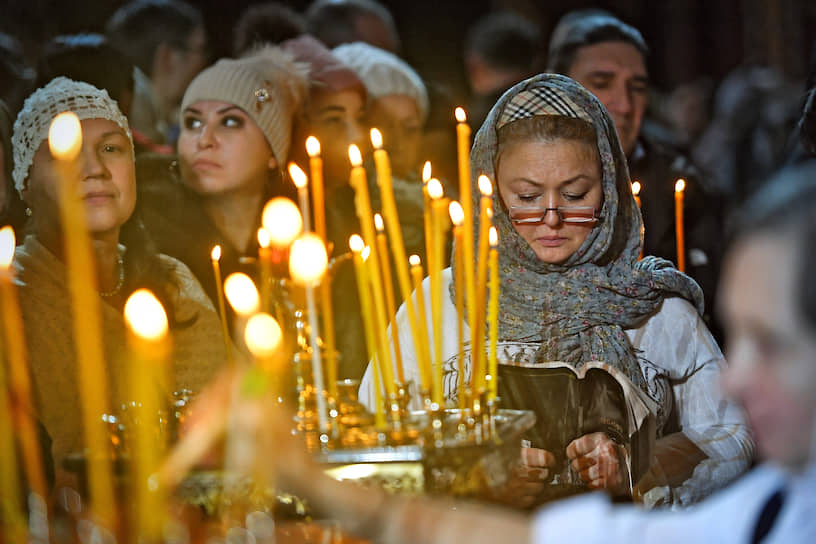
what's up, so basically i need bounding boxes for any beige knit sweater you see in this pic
[13,236,228,474]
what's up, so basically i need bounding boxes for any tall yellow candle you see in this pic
[348,145,398,403]
[632,181,643,260]
[350,236,386,428]
[427,179,447,406]
[290,233,331,434]
[0,227,47,500]
[124,290,170,541]
[49,112,115,525]
[305,137,326,241]
[304,139,337,395]
[473,175,493,396]
[374,214,405,383]
[487,227,500,402]
[448,202,467,410]
[371,129,423,385]
[675,179,686,273]
[455,108,477,386]
[409,254,432,398]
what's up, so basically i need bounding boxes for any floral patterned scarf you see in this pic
[452,74,704,392]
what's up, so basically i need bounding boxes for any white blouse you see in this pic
[359,268,753,506]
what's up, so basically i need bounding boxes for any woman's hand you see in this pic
[488,446,556,508]
[566,432,627,494]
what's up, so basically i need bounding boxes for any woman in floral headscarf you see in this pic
[360,73,753,507]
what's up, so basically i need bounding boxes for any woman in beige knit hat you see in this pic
[133,46,308,318]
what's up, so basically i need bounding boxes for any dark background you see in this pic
[4,0,816,102]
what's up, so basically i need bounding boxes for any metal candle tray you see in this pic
[317,408,536,498]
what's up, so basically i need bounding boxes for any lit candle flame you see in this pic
[675,179,686,193]
[422,161,431,183]
[48,111,82,160]
[427,178,444,199]
[306,136,321,157]
[210,244,221,262]
[449,201,464,226]
[289,233,328,285]
[370,128,383,149]
[409,254,421,267]
[262,197,303,248]
[124,289,168,341]
[288,162,308,189]
[257,228,271,249]
[455,107,467,124]
[374,213,384,232]
[632,181,641,196]
[349,234,365,253]
[478,175,493,197]
[0,226,15,269]
[348,144,362,167]
[361,246,371,261]
[489,226,498,247]
[224,273,260,315]
[244,313,283,358]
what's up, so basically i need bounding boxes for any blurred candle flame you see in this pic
[288,162,308,189]
[632,181,641,196]
[306,136,321,157]
[124,289,168,341]
[449,201,464,226]
[48,112,82,160]
[370,128,383,149]
[478,175,493,197]
[289,233,328,285]
[675,179,686,193]
[224,273,260,315]
[348,145,362,167]
[454,107,467,123]
[262,197,303,248]
[409,254,420,267]
[427,178,444,199]
[349,234,365,253]
[422,161,431,183]
[489,226,498,247]
[210,244,221,262]
[244,313,283,358]
[373,213,384,232]
[0,226,15,269]
[257,228,271,249]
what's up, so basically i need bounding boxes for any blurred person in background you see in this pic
[106,0,209,149]
[232,2,306,56]
[548,9,725,339]
[305,0,400,54]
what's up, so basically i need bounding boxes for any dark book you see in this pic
[498,361,655,502]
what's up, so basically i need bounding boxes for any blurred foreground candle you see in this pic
[374,214,404,383]
[448,202,467,409]
[305,137,326,241]
[427,179,447,406]
[49,112,115,525]
[289,233,330,434]
[289,163,311,232]
[262,197,303,249]
[409,254,432,398]
[224,272,261,317]
[124,290,170,541]
[257,228,273,311]
[487,227,499,401]
[210,245,234,367]
[675,179,686,273]
[0,343,25,542]
[0,227,47,499]
[350,236,386,428]
[349,145,399,408]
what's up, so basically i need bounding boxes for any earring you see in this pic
[25,207,32,217]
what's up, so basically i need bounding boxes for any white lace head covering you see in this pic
[11,76,132,195]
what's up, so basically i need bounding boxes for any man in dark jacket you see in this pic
[548,10,724,336]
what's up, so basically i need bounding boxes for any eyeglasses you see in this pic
[508,206,601,224]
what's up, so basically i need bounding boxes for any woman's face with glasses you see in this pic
[497,138,603,264]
